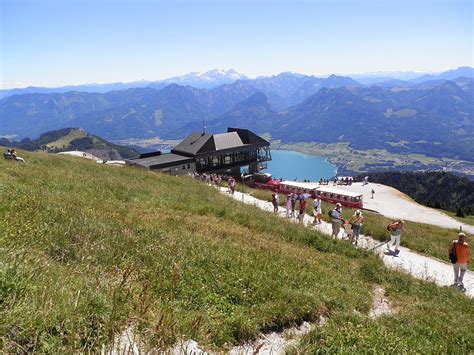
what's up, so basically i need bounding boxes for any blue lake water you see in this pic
[264,150,337,181]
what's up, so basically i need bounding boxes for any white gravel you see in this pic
[335,182,474,234]
[369,287,393,319]
[57,150,101,161]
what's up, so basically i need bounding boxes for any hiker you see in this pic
[349,210,363,245]
[4,149,12,159]
[386,219,404,254]
[229,177,236,195]
[312,197,322,224]
[448,232,470,292]
[227,177,235,194]
[290,192,297,218]
[271,191,279,213]
[298,198,307,224]
[6,148,25,162]
[371,189,375,199]
[285,193,292,218]
[329,203,343,239]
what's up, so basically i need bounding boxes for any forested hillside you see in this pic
[362,171,474,216]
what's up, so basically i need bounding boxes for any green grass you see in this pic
[444,210,474,226]
[1,150,473,352]
[240,184,472,268]
[45,129,86,149]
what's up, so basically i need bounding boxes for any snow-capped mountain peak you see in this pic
[158,69,247,88]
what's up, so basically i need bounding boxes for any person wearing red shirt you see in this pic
[298,199,307,224]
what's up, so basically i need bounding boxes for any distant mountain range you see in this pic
[347,66,474,84]
[1,67,472,163]
[2,66,472,99]
[0,69,248,99]
[0,74,363,140]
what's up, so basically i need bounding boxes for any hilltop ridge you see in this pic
[0,128,139,160]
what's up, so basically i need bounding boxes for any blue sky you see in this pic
[1,0,472,88]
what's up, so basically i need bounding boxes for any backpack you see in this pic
[449,242,457,264]
[328,209,334,218]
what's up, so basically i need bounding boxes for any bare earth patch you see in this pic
[369,287,393,319]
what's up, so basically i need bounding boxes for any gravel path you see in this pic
[220,187,473,298]
[331,182,474,234]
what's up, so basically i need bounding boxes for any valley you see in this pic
[1,67,473,177]
[271,140,474,178]
[111,135,474,179]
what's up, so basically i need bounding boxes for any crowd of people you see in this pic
[277,193,364,244]
[191,172,236,195]
[190,171,470,294]
[269,189,470,292]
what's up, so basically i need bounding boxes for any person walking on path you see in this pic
[312,197,322,225]
[285,193,292,218]
[387,219,404,254]
[371,189,375,199]
[329,203,343,239]
[271,191,279,214]
[229,177,236,195]
[298,198,307,224]
[448,232,470,292]
[349,210,363,246]
[290,193,297,219]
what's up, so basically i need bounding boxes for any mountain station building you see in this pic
[125,128,272,176]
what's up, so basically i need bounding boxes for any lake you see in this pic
[264,150,337,181]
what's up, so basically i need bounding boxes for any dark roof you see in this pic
[227,128,270,147]
[138,151,162,159]
[172,128,269,157]
[171,132,213,157]
[128,153,193,169]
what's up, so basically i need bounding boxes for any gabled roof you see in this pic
[171,128,270,157]
[171,132,213,157]
[227,128,270,147]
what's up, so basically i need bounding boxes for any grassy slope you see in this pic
[243,186,472,268]
[45,129,86,149]
[445,210,474,227]
[0,150,473,353]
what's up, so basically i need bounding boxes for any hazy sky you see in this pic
[1,0,472,88]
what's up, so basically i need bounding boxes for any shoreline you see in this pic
[270,141,474,179]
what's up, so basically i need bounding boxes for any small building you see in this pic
[126,128,271,176]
